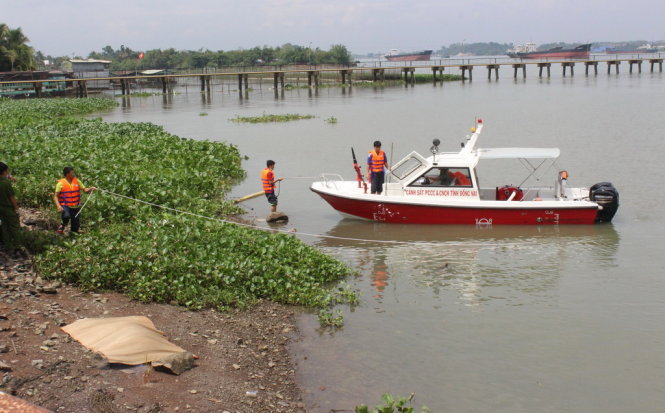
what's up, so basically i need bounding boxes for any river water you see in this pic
[100,65,665,412]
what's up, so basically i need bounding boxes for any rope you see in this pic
[74,190,96,218]
[92,188,527,249]
[93,188,429,245]
[281,176,320,179]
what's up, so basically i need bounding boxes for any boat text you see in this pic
[405,188,478,197]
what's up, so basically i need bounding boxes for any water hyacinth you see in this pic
[1,97,355,311]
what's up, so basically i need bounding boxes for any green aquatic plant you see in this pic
[318,309,344,328]
[355,393,430,413]
[325,116,338,124]
[230,112,316,123]
[1,97,357,311]
[199,112,208,116]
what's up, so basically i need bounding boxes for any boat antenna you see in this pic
[430,138,440,163]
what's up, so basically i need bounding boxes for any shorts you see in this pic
[265,192,278,206]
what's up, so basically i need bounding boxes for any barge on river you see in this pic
[310,120,619,225]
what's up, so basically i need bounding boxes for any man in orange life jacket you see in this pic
[366,140,390,195]
[53,166,96,234]
[261,160,283,213]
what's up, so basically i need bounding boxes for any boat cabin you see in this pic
[386,121,568,202]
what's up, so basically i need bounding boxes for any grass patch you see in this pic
[230,113,316,123]
[1,98,355,311]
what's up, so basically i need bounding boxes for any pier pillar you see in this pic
[628,60,642,73]
[206,77,212,94]
[537,63,551,78]
[237,74,243,92]
[373,68,386,82]
[279,73,285,89]
[432,67,439,83]
[487,65,499,80]
[201,76,206,93]
[273,72,279,90]
[649,59,663,72]
[244,74,249,91]
[584,61,598,76]
[607,61,620,74]
[161,77,167,94]
[308,71,314,86]
[512,64,525,79]
[460,65,473,81]
[34,82,42,98]
[562,62,575,77]
[341,70,346,84]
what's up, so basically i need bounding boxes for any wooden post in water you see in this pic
[308,71,314,86]
[206,77,212,94]
[161,77,167,94]
[340,70,346,84]
[200,76,206,93]
[34,82,42,98]
[649,59,663,72]
[279,72,285,89]
[432,67,439,83]
[244,74,249,91]
[562,62,575,77]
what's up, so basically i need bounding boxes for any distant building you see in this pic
[70,59,111,89]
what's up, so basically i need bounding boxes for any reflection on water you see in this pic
[316,222,620,308]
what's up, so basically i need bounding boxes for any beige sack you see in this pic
[62,316,187,365]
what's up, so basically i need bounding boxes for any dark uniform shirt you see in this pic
[0,177,16,209]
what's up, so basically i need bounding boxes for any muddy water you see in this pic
[100,66,665,412]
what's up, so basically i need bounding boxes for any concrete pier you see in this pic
[585,61,598,75]
[512,64,526,79]
[537,63,551,78]
[561,62,575,77]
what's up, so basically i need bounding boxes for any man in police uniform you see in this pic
[366,140,390,195]
[0,162,20,252]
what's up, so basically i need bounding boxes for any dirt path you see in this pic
[1,234,307,412]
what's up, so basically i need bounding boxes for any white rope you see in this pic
[74,190,96,218]
[96,188,411,245]
[94,188,525,249]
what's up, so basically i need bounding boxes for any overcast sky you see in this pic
[2,0,663,56]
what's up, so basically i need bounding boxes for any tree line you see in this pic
[87,43,353,70]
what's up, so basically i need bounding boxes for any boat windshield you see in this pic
[409,167,473,187]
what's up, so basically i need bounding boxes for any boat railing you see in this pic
[319,173,344,190]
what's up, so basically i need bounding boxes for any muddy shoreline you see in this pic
[1,209,308,412]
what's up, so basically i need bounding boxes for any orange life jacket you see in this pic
[452,172,471,186]
[58,178,81,207]
[368,150,387,173]
[261,168,274,193]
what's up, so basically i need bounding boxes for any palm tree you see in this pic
[0,24,36,71]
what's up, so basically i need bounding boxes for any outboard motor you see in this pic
[590,182,619,223]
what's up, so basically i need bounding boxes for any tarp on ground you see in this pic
[61,316,187,365]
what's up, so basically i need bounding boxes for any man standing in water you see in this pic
[53,166,96,234]
[367,140,389,195]
[261,160,283,214]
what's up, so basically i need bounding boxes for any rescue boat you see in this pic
[310,120,619,225]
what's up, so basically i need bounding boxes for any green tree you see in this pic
[0,23,36,71]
